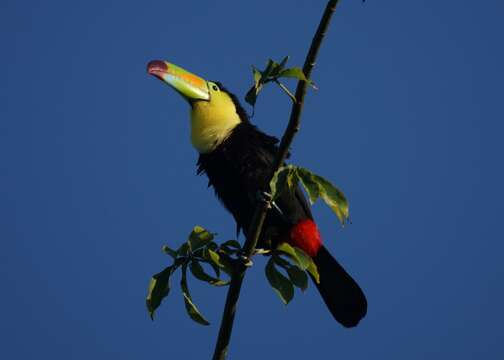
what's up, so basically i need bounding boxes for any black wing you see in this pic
[197,122,311,238]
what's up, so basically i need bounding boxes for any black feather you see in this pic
[313,246,367,327]
[196,86,367,326]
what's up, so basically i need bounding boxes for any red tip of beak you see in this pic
[147,60,168,78]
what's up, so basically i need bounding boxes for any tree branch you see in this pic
[212,1,341,359]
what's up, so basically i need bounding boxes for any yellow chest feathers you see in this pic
[190,91,241,153]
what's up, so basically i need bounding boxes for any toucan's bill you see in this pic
[147,60,210,101]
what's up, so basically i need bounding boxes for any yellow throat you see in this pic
[190,85,241,153]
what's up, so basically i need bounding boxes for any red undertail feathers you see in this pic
[288,219,322,257]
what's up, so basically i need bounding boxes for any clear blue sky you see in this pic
[2,1,503,359]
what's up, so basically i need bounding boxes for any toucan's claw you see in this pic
[256,191,272,207]
[256,191,289,223]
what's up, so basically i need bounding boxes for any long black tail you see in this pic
[311,246,367,327]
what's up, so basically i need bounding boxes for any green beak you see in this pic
[147,60,210,101]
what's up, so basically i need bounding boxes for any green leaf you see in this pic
[270,165,299,200]
[203,248,224,268]
[252,66,262,87]
[265,257,294,305]
[204,258,221,277]
[219,246,237,256]
[207,241,219,251]
[273,255,309,292]
[306,258,320,284]
[276,243,319,284]
[182,293,210,325]
[262,59,276,79]
[277,243,310,270]
[278,67,309,81]
[188,226,214,251]
[317,176,349,224]
[272,254,291,268]
[221,240,242,249]
[286,265,309,292]
[297,167,349,224]
[180,264,210,325]
[269,58,286,78]
[291,244,320,284]
[296,169,320,204]
[189,260,229,286]
[245,86,259,107]
[277,242,300,264]
[294,247,312,270]
[219,239,242,256]
[146,266,173,320]
[162,245,177,259]
[270,166,288,200]
[278,56,290,72]
[245,65,266,107]
[177,242,190,256]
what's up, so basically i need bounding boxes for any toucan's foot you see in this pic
[256,191,272,208]
[256,191,288,221]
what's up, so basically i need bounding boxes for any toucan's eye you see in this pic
[212,84,219,91]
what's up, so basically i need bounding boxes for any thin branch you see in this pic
[212,1,341,359]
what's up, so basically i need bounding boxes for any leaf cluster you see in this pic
[245,56,315,107]
[146,226,242,325]
[146,167,349,323]
[265,243,320,305]
[264,165,350,304]
[270,165,349,224]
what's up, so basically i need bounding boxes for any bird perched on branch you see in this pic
[147,60,367,327]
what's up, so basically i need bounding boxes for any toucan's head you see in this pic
[147,60,247,154]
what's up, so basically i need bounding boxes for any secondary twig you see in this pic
[275,80,297,103]
[212,1,341,359]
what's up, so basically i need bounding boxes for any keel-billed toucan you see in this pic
[147,60,367,327]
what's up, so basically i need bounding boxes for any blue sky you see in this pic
[2,0,503,359]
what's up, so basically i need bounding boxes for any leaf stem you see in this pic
[274,80,297,103]
[212,1,341,359]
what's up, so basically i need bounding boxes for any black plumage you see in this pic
[197,121,306,240]
[196,87,367,327]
